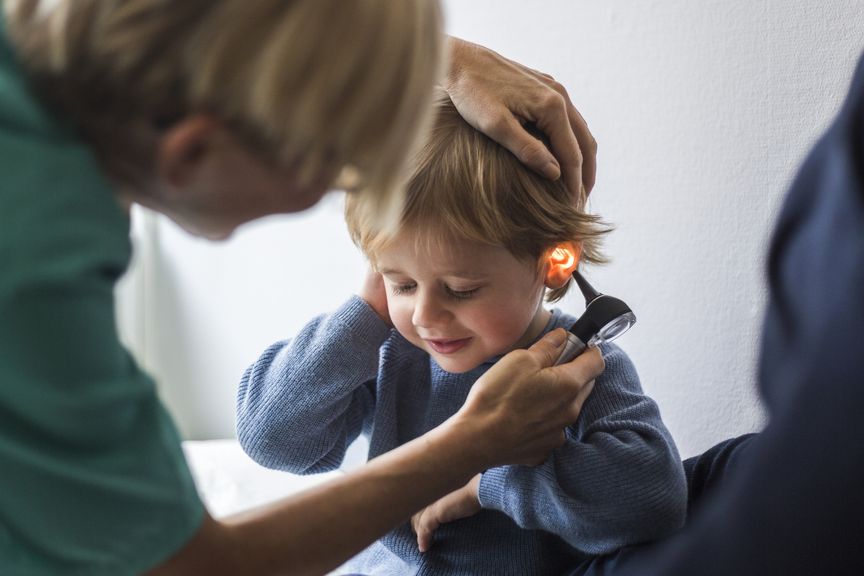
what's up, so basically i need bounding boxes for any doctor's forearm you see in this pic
[149,331,601,575]
[147,419,487,576]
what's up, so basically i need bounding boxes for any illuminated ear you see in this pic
[544,242,582,289]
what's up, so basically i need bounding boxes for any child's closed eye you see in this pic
[391,283,417,296]
[445,286,480,300]
[390,283,480,299]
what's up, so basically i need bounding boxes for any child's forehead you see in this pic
[381,227,496,259]
[374,229,536,276]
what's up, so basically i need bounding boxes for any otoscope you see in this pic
[554,270,636,365]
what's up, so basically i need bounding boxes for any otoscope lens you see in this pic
[590,312,637,346]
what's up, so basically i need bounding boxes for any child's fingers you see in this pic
[417,529,432,553]
[410,509,423,535]
[415,507,441,553]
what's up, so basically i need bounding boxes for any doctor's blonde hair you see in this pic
[4,0,443,218]
[345,94,610,303]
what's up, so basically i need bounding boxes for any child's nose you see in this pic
[412,291,449,329]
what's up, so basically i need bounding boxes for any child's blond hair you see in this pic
[4,0,443,218]
[345,94,610,302]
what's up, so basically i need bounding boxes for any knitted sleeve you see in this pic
[236,295,391,474]
[478,344,687,554]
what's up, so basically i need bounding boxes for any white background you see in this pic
[116,1,864,458]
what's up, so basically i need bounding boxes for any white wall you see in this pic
[117,0,864,458]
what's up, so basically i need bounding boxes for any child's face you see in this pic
[375,229,551,373]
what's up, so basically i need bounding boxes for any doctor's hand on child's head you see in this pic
[444,37,597,200]
[359,267,392,327]
[455,329,603,470]
[411,474,482,553]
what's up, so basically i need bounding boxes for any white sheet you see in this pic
[183,438,371,574]
[182,439,345,518]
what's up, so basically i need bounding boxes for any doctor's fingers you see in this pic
[513,61,598,196]
[545,347,604,420]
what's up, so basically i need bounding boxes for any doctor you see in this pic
[0,1,601,575]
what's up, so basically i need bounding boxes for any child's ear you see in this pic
[156,114,222,188]
[544,242,582,289]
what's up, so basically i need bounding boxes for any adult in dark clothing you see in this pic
[576,52,864,576]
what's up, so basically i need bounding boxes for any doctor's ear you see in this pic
[544,242,582,289]
[155,115,223,188]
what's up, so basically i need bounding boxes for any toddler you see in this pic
[236,96,686,575]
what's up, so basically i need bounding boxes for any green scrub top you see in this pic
[0,16,204,576]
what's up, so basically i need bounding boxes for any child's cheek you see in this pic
[482,303,538,350]
[388,299,416,340]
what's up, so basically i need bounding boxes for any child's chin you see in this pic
[431,354,483,374]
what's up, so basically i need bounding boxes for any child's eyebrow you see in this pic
[378,267,489,280]
[377,267,404,276]
[440,270,489,280]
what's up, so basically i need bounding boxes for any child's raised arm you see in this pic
[236,296,390,473]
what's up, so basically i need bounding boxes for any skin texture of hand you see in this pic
[412,474,482,552]
[445,36,598,199]
[452,328,602,469]
[359,267,391,326]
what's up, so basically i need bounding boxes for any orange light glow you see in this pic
[551,247,575,269]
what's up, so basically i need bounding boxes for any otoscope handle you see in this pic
[554,332,589,365]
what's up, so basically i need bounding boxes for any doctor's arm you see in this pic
[147,331,603,576]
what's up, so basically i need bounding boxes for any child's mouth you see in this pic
[425,337,472,354]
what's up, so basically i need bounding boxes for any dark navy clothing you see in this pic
[576,53,864,576]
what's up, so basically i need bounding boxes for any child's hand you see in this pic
[359,267,391,326]
[411,474,482,553]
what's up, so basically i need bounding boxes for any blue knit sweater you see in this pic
[236,296,686,575]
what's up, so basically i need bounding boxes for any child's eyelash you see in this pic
[389,284,479,299]
[446,286,480,300]
[391,283,416,296]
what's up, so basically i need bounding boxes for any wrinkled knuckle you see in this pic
[481,112,511,139]
[539,90,566,114]
[550,79,568,98]
[509,348,532,363]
